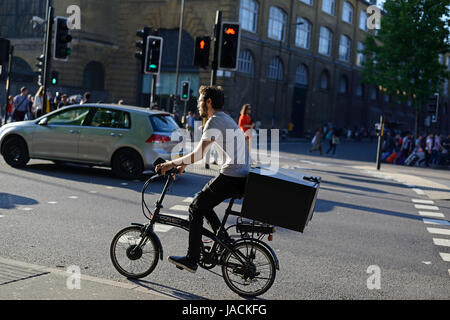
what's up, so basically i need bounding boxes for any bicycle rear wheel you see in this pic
[110,226,159,279]
[221,240,276,297]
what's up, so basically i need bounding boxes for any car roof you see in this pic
[62,103,172,116]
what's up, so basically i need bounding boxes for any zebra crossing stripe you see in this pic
[432,238,450,247]
[419,211,445,218]
[170,205,190,212]
[426,228,450,236]
[414,204,440,211]
[422,218,450,226]
[413,188,425,195]
[412,199,434,205]
[439,252,450,262]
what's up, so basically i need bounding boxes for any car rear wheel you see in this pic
[112,149,143,180]
[2,136,30,168]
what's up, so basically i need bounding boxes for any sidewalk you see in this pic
[0,257,175,300]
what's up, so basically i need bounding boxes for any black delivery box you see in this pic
[241,167,321,233]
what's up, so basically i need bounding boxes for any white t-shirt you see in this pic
[201,112,250,177]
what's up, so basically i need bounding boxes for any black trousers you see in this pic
[187,174,247,262]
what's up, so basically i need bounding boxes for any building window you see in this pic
[322,0,335,16]
[355,83,364,97]
[239,0,258,33]
[238,50,255,75]
[359,10,368,31]
[268,7,287,41]
[342,2,353,24]
[295,17,312,49]
[299,0,313,5]
[267,57,283,80]
[319,70,329,90]
[444,79,449,96]
[339,76,349,94]
[369,86,377,100]
[339,34,351,62]
[318,27,333,56]
[295,64,308,86]
[356,42,365,66]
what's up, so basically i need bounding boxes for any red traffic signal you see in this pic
[194,36,210,69]
[219,22,240,70]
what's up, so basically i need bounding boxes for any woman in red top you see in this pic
[238,104,254,134]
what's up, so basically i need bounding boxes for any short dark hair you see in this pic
[84,92,91,99]
[20,87,27,92]
[199,85,224,110]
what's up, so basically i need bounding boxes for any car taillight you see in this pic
[146,134,171,143]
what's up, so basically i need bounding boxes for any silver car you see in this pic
[0,104,183,179]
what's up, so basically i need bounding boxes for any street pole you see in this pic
[174,0,185,114]
[210,10,221,86]
[376,114,384,171]
[42,1,53,115]
[3,45,13,125]
[150,74,157,108]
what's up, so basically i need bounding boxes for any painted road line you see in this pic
[170,205,190,212]
[89,191,97,194]
[183,197,194,203]
[414,204,440,211]
[18,207,33,211]
[47,201,58,204]
[413,188,425,195]
[423,218,450,226]
[426,228,450,236]
[0,215,4,218]
[419,211,445,218]
[68,196,79,199]
[432,238,450,247]
[412,199,435,205]
[439,252,450,262]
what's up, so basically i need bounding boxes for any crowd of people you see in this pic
[4,87,92,123]
[381,130,450,168]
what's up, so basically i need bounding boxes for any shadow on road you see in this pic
[0,193,39,209]
[128,279,208,300]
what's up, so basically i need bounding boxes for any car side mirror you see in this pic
[38,117,48,126]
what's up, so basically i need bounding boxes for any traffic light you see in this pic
[53,17,72,61]
[145,36,163,75]
[0,38,10,65]
[50,71,58,86]
[426,94,439,113]
[193,36,210,69]
[181,81,190,101]
[135,26,152,73]
[36,54,45,86]
[218,22,240,70]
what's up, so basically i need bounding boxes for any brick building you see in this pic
[1,0,449,135]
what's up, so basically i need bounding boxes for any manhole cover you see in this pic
[0,262,49,286]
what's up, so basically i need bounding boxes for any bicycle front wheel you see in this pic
[110,226,159,279]
[221,240,276,297]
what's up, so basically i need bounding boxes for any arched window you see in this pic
[267,57,283,80]
[295,17,312,49]
[268,7,287,41]
[295,64,308,86]
[238,50,255,75]
[356,42,366,66]
[342,2,354,24]
[319,70,329,90]
[82,61,105,91]
[239,0,258,33]
[339,75,349,94]
[322,0,335,16]
[318,27,333,56]
[355,83,364,97]
[369,86,377,100]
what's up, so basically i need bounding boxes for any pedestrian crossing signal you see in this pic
[145,36,163,75]
[218,22,240,71]
[193,36,210,69]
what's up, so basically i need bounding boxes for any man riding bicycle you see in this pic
[156,85,250,273]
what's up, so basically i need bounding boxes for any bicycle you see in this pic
[110,161,279,297]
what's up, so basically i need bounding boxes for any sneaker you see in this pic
[168,256,198,273]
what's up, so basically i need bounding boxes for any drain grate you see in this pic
[0,262,49,286]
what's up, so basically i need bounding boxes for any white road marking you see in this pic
[68,196,79,199]
[414,204,440,211]
[0,215,4,218]
[169,205,190,212]
[89,191,97,194]
[106,186,114,190]
[413,188,425,195]
[412,199,434,205]
[422,261,432,265]
[423,218,450,226]
[426,228,450,236]
[419,211,445,218]
[183,197,194,203]
[439,252,450,262]
[47,201,58,204]
[432,238,450,247]
[18,207,33,211]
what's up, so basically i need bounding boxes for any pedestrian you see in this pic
[325,128,337,155]
[81,92,91,104]
[425,133,434,167]
[57,94,70,109]
[12,87,30,122]
[6,95,13,122]
[32,86,44,119]
[155,85,249,273]
[309,128,323,155]
[186,111,195,141]
[431,133,442,167]
[238,104,255,144]
[117,99,124,105]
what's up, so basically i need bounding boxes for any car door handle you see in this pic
[69,130,80,134]
[110,132,123,137]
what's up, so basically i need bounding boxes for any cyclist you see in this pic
[155,85,250,273]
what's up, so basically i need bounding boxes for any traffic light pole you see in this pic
[3,45,13,125]
[376,115,384,171]
[210,10,221,86]
[173,0,185,113]
[42,4,53,115]
[150,74,157,108]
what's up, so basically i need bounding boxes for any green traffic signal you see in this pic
[52,78,57,85]
[149,64,157,69]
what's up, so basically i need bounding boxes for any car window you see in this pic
[90,109,131,129]
[149,115,179,132]
[47,107,91,126]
